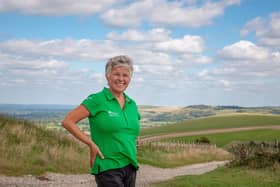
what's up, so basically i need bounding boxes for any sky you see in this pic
[0,0,280,107]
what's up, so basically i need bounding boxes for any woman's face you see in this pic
[106,66,131,95]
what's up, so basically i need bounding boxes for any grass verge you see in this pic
[0,115,89,176]
[152,166,280,187]
[137,142,232,168]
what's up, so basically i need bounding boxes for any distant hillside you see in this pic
[0,114,89,176]
[139,105,280,126]
[1,104,280,128]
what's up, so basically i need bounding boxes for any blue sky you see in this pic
[0,0,280,106]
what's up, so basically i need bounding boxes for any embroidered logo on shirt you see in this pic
[108,111,119,117]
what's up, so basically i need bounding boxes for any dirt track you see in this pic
[0,161,228,187]
[1,125,279,187]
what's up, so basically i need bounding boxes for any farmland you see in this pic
[1,104,280,186]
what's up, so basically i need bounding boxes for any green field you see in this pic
[141,114,280,187]
[152,166,280,187]
[140,114,280,136]
[162,129,280,147]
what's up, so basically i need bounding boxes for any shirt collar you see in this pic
[103,87,132,103]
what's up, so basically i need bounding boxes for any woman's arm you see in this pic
[62,105,104,166]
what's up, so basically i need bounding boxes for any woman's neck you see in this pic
[109,89,125,109]
[109,88,124,99]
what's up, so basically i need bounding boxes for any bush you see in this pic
[226,141,280,169]
[195,137,211,144]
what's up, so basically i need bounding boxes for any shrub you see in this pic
[195,137,211,144]
[226,141,280,169]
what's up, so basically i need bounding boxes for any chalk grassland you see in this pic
[140,114,280,136]
[143,129,280,168]
[138,142,232,168]
[0,114,89,176]
[142,115,280,187]
[1,112,280,184]
[152,166,280,187]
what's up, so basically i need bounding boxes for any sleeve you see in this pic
[81,94,99,117]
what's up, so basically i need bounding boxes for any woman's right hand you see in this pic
[89,143,104,167]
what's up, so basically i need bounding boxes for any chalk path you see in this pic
[0,161,228,187]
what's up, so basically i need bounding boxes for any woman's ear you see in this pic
[105,73,109,81]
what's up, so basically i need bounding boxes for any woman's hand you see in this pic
[62,105,104,168]
[89,143,104,167]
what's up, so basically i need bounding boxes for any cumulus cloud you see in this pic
[107,29,206,54]
[241,12,280,48]
[0,39,124,61]
[240,17,264,36]
[0,0,118,15]
[107,28,171,42]
[101,0,240,27]
[154,35,205,53]
[0,51,106,100]
[194,37,280,96]
[218,40,269,60]
[0,32,209,63]
[0,34,212,105]
[0,52,68,86]
[180,54,212,65]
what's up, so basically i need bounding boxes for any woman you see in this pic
[62,55,141,187]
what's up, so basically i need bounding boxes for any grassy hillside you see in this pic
[0,114,89,176]
[140,114,280,136]
[163,129,280,147]
[152,166,280,187]
[139,105,280,125]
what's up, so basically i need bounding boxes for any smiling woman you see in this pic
[62,55,141,187]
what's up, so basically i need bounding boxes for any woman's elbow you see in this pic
[61,118,71,129]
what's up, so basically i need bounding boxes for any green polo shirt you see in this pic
[82,87,141,174]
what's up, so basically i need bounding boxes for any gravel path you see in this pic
[0,161,228,187]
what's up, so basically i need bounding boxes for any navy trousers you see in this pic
[95,164,137,187]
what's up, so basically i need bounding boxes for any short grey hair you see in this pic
[105,55,134,77]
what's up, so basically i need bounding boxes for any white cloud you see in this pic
[0,39,124,61]
[0,0,118,15]
[194,37,280,97]
[107,29,206,55]
[240,17,264,36]
[107,28,171,42]
[0,36,211,105]
[101,0,240,27]
[0,33,209,66]
[219,40,269,60]
[180,54,212,65]
[218,79,232,89]
[155,35,205,53]
[0,51,106,101]
[241,12,280,48]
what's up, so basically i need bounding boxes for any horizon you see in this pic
[0,1,280,106]
[0,103,280,108]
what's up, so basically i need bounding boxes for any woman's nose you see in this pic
[119,74,125,80]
